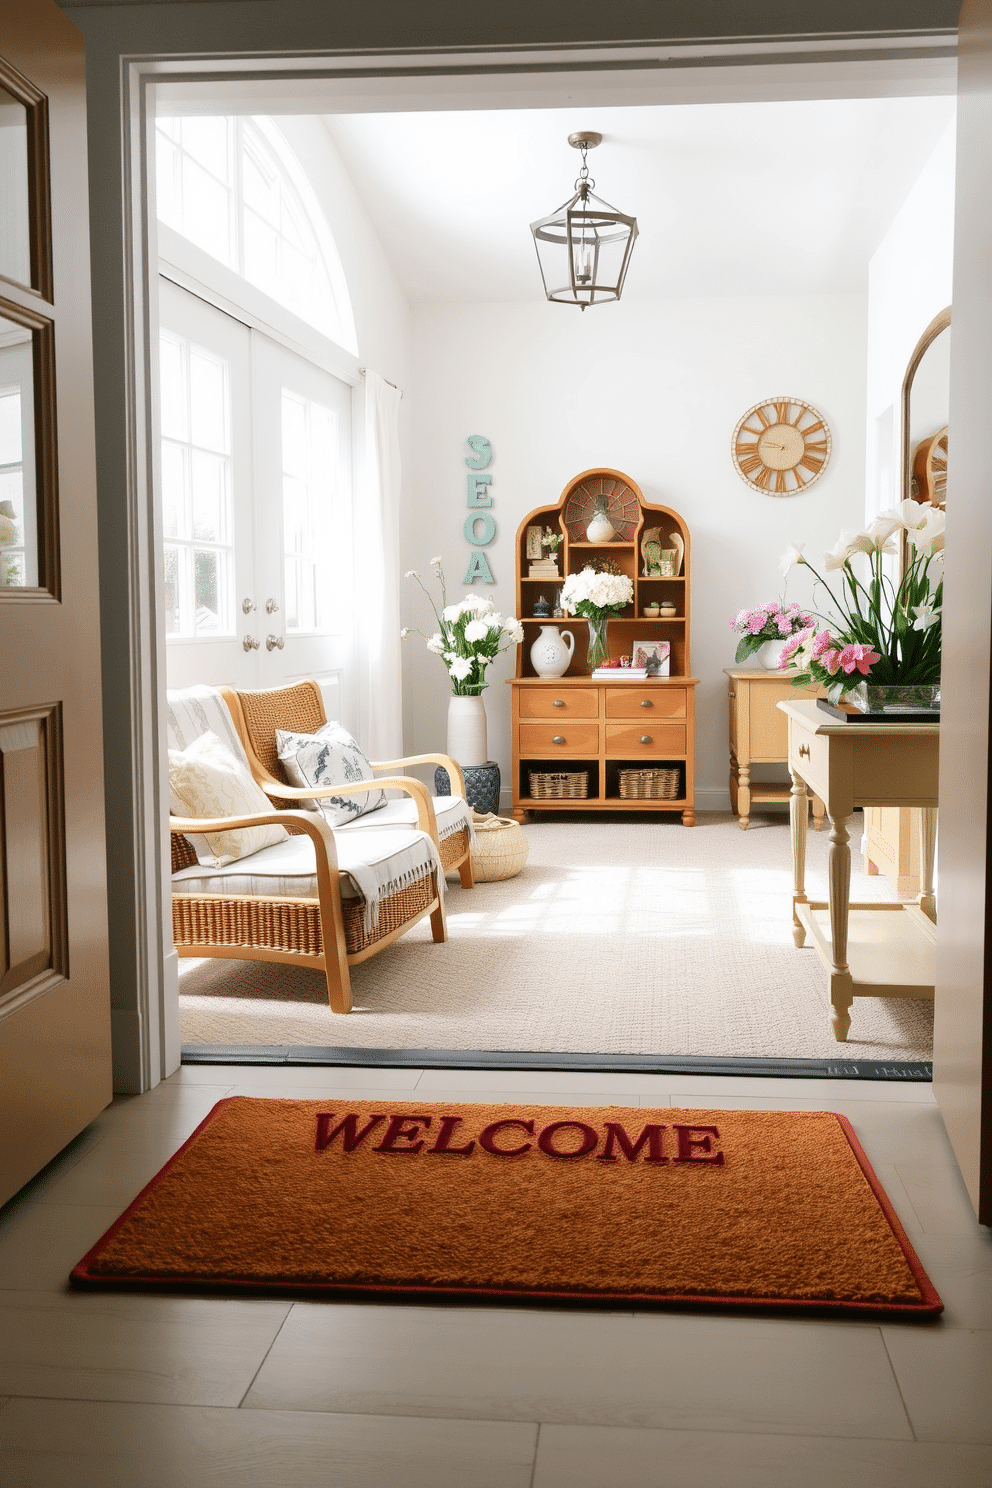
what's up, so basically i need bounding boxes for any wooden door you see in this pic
[932,0,992,1225]
[0,0,112,1205]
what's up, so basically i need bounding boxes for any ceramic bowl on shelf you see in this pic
[642,605,660,618]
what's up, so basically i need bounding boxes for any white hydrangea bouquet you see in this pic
[403,557,524,695]
[559,565,634,668]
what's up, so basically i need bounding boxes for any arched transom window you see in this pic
[156,115,357,353]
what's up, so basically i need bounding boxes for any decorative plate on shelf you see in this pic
[563,476,641,542]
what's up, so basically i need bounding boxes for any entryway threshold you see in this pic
[180,1046,932,1081]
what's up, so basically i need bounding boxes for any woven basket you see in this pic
[529,770,589,800]
[619,767,681,801]
[470,811,529,882]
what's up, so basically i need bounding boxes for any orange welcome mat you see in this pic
[71,1098,942,1318]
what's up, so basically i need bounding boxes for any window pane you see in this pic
[160,441,186,539]
[182,159,233,266]
[0,86,31,287]
[159,336,187,441]
[0,316,37,588]
[180,117,231,181]
[281,396,307,480]
[191,450,226,542]
[242,210,278,296]
[189,350,228,453]
[163,543,183,635]
[194,548,223,633]
[155,130,181,232]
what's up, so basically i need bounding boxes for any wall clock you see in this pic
[911,426,948,508]
[732,398,832,496]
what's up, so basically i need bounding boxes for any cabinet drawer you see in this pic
[517,687,598,719]
[606,722,686,756]
[605,688,687,720]
[519,723,600,754]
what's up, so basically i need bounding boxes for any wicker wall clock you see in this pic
[732,397,832,496]
[911,426,948,508]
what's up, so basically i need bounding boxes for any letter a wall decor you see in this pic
[463,434,496,584]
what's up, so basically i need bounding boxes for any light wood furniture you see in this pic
[781,699,938,1042]
[725,668,826,830]
[170,682,469,1013]
[510,469,697,824]
[864,808,922,896]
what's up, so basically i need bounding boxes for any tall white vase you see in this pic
[447,694,488,767]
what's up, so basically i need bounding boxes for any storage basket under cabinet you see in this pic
[509,469,698,825]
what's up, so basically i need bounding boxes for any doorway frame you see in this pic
[85,22,960,1094]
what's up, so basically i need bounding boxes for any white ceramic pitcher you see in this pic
[530,625,575,678]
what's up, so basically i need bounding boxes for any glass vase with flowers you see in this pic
[559,564,634,669]
[778,501,943,713]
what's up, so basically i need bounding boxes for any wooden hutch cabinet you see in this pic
[509,469,698,825]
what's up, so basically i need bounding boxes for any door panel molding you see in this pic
[0,292,60,599]
[0,52,53,303]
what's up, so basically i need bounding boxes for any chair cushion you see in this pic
[276,722,386,825]
[172,827,443,932]
[168,730,289,868]
[166,684,257,864]
[337,793,472,843]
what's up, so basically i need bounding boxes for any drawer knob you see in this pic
[640,699,654,708]
[798,743,811,759]
[552,735,566,744]
[640,735,653,745]
[553,699,565,707]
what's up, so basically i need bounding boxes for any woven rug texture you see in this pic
[72,1097,942,1317]
[178,814,934,1060]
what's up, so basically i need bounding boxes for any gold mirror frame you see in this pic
[901,306,951,507]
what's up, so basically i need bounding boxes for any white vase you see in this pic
[586,512,616,543]
[530,625,575,678]
[756,638,791,670]
[447,694,488,767]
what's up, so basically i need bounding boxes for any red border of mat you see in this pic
[71,1099,943,1317]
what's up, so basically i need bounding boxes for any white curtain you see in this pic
[355,369,404,760]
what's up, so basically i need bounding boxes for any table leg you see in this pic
[918,807,938,922]
[811,794,826,831]
[790,767,809,948]
[827,812,855,1042]
[737,762,751,830]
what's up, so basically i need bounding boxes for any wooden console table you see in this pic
[725,668,825,829]
[780,699,938,1042]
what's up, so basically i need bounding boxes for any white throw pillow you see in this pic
[168,730,289,868]
[276,722,387,827]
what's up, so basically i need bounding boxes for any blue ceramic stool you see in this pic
[435,760,501,816]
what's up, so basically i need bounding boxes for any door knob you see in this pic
[552,735,566,744]
[265,598,280,614]
[242,634,259,652]
[266,634,285,651]
[640,735,653,744]
[242,597,256,614]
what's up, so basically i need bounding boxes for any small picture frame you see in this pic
[631,639,671,675]
[525,525,544,560]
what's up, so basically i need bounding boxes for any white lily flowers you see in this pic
[403,561,523,696]
[779,542,806,578]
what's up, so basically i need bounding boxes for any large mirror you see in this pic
[902,307,950,510]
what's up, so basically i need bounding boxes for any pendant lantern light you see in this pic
[530,132,638,310]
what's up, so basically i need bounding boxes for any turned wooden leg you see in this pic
[827,812,855,1041]
[511,806,526,823]
[811,794,826,831]
[738,763,751,831]
[729,754,740,819]
[918,807,938,921]
[458,854,475,889]
[429,889,448,943]
[682,808,696,827]
[790,767,809,948]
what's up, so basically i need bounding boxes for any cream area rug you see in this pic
[178,813,934,1062]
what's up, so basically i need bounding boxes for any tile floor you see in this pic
[0,1064,990,1487]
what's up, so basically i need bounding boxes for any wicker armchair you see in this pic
[222,681,475,889]
[169,682,455,1014]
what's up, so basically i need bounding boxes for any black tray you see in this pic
[816,698,940,724]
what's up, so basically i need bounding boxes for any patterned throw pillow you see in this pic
[168,730,289,868]
[276,722,387,827]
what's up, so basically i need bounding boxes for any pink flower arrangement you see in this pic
[731,601,814,663]
[781,629,881,678]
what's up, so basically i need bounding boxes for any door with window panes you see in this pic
[159,279,352,710]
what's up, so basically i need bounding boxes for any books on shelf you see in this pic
[591,668,648,679]
[527,560,560,578]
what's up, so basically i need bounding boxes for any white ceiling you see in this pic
[322,97,955,303]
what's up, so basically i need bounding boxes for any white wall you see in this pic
[405,293,868,810]
[865,119,955,518]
